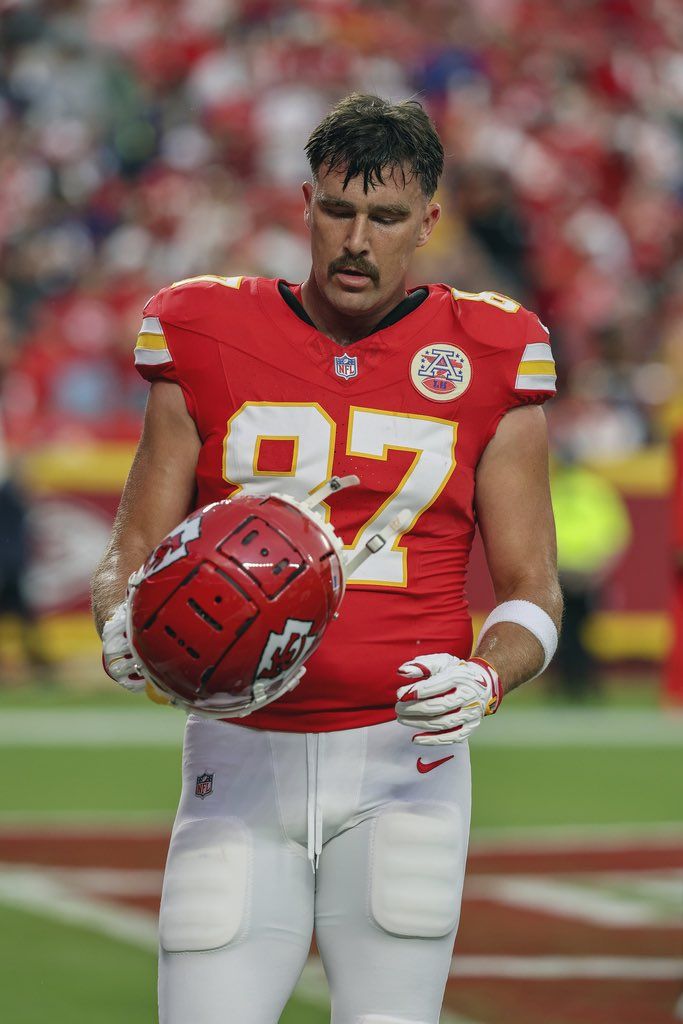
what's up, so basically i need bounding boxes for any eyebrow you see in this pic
[318,195,412,216]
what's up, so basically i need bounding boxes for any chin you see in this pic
[326,281,380,315]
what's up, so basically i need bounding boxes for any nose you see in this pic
[344,215,370,257]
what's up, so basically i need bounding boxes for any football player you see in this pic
[92,93,562,1024]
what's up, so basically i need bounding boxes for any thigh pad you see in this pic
[159,817,250,952]
[370,808,466,939]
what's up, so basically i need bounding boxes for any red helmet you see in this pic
[127,489,347,717]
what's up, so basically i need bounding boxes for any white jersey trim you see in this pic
[134,348,174,366]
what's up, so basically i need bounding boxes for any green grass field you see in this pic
[0,673,680,1024]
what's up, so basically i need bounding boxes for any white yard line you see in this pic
[472,707,683,746]
[0,707,681,746]
[450,956,683,980]
[465,874,682,927]
[0,709,186,746]
[0,866,158,949]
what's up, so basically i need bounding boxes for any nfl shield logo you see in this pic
[195,772,214,799]
[334,354,358,379]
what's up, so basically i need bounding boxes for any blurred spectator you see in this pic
[0,0,681,459]
[550,450,632,700]
[0,415,49,680]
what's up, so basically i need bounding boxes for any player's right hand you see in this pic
[101,600,148,693]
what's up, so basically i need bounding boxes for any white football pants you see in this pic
[158,714,471,1024]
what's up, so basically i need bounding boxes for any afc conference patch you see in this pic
[334,353,358,379]
[195,772,214,799]
[410,343,472,402]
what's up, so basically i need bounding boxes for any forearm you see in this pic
[91,383,201,636]
[91,533,152,636]
[473,578,563,695]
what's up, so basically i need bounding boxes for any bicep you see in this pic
[474,405,557,599]
[111,381,201,554]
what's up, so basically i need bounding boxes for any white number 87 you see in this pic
[223,402,457,587]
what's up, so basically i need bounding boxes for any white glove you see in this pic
[395,653,502,745]
[101,600,148,694]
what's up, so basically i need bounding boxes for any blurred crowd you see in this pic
[1,0,683,455]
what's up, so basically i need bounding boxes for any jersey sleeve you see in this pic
[132,288,198,420]
[509,311,556,407]
[133,291,177,382]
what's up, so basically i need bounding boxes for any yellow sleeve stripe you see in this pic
[517,359,556,376]
[135,332,169,352]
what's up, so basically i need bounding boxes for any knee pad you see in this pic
[369,809,466,938]
[159,817,250,952]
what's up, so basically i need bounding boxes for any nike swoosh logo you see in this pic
[416,755,455,774]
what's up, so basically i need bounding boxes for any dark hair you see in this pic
[305,93,444,199]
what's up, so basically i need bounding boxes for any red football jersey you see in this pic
[134,275,556,731]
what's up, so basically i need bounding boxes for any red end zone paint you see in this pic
[1,827,681,1024]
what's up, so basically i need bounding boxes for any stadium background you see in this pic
[0,2,681,1023]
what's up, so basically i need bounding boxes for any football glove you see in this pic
[395,653,502,745]
[101,598,148,694]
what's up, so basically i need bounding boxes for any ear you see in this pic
[302,181,313,229]
[416,202,441,248]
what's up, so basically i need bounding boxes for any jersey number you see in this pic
[223,403,457,586]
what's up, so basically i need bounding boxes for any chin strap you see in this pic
[302,474,360,509]
[300,474,412,579]
[342,507,412,577]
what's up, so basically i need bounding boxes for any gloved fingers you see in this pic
[395,679,484,715]
[109,668,147,693]
[410,718,483,746]
[397,653,458,680]
[396,672,483,704]
[397,705,482,732]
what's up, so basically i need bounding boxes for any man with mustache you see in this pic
[93,93,562,1023]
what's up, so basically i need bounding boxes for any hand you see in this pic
[395,654,502,745]
[101,600,148,694]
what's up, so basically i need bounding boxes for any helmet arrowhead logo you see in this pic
[255,618,316,681]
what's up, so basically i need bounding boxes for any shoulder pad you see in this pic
[151,275,249,328]
[450,287,555,398]
[450,287,527,348]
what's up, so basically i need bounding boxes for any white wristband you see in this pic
[478,600,558,677]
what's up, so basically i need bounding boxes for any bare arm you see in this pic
[91,381,201,635]
[473,405,563,693]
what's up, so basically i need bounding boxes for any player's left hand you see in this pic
[395,654,502,745]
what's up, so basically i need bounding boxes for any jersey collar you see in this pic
[276,280,429,341]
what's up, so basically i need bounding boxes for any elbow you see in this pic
[493,572,563,631]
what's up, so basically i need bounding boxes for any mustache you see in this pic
[328,256,379,283]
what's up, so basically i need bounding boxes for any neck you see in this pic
[299,273,408,345]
